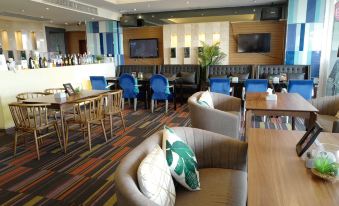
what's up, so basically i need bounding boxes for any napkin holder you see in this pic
[273,77,280,84]
[266,94,277,101]
[231,77,239,83]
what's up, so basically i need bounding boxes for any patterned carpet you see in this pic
[0,103,304,205]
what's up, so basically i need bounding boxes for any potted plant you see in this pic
[312,151,339,182]
[198,41,226,82]
[96,55,103,63]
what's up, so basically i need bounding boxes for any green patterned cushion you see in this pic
[198,90,214,108]
[163,126,200,191]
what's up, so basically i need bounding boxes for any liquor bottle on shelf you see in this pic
[28,56,33,69]
[38,55,43,68]
[43,56,47,68]
[77,53,81,65]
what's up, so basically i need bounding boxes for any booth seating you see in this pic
[159,64,201,103]
[116,65,157,78]
[256,64,311,80]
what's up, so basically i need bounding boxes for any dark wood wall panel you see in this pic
[229,21,286,65]
[123,26,164,65]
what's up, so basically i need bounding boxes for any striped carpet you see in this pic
[0,103,304,205]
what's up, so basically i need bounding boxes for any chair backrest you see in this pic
[45,88,65,94]
[256,65,311,80]
[119,73,137,98]
[16,92,47,102]
[288,80,313,100]
[9,103,50,129]
[90,76,108,90]
[150,74,168,93]
[71,95,104,123]
[159,64,200,84]
[117,65,157,77]
[245,79,268,93]
[209,78,231,95]
[101,90,123,114]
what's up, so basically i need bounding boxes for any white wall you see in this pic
[0,63,115,129]
[163,22,230,65]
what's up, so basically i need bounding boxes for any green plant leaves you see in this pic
[314,153,338,176]
[198,41,226,68]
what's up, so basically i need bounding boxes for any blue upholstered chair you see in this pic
[209,78,231,95]
[244,79,268,93]
[89,76,112,90]
[150,74,173,113]
[288,80,313,100]
[119,73,140,111]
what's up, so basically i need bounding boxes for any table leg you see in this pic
[292,117,296,130]
[173,85,177,110]
[308,112,317,131]
[59,106,66,153]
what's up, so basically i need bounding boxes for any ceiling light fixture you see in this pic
[21,9,25,12]
[65,22,68,25]
[133,8,137,11]
[46,7,49,10]
[186,1,190,4]
[91,17,95,20]
[40,16,44,18]
[137,15,142,19]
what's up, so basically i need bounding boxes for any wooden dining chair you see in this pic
[44,88,65,94]
[65,95,107,152]
[16,92,47,102]
[102,90,126,138]
[8,103,63,160]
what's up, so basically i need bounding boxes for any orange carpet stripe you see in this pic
[70,158,98,175]
[110,147,130,161]
[19,171,54,193]
[0,167,31,187]
[57,177,89,200]
[112,135,133,147]
[81,159,105,176]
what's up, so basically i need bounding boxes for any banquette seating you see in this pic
[207,65,254,80]
[116,65,157,78]
[256,64,311,80]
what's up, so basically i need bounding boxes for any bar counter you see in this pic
[0,63,116,130]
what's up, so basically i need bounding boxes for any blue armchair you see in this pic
[150,74,173,113]
[288,80,313,100]
[89,76,113,90]
[119,73,141,111]
[209,78,231,95]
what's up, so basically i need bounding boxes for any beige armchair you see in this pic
[115,127,248,206]
[310,95,339,133]
[188,92,242,139]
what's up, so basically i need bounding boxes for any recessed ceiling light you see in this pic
[91,17,95,20]
[186,1,190,4]
[137,15,142,19]
[50,20,53,23]
[46,7,49,10]
[40,16,44,18]
[152,15,155,18]
[133,8,137,11]
[253,9,256,12]
[21,9,24,12]
[65,22,68,25]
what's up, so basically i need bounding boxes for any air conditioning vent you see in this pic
[42,0,98,15]
[0,12,49,21]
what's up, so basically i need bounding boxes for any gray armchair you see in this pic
[310,95,339,133]
[188,92,242,139]
[115,127,248,206]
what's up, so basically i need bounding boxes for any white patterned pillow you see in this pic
[198,90,214,108]
[137,145,176,206]
[163,126,200,191]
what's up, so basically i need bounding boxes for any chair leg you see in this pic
[151,99,154,113]
[165,100,168,113]
[54,123,63,150]
[122,98,125,110]
[13,131,18,157]
[101,120,108,142]
[120,112,126,131]
[65,125,69,153]
[155,100,157,109]
[33,130,40,160]
[87,123,92,151]
[109,115,114,139]
[133,98,137,111]
[128,99,131,107]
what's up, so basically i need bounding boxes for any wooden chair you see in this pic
[44,88,65,94]
[102,90,126,138]
[65,95,107,152]
[16,92,47,102]
[8,103,63,160]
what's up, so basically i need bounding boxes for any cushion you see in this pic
[209,74,228,79]
[179,72,196,84]
[198,91,214,108]
[175,168,247,206]
[162,73,177,79]
[317,114,337,132]
[287,73,305,80]
[143,73,153,80]
[137,145,176,206]
[231,73,249,80]
[163,126,200,191]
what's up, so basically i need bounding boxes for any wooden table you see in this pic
[23,90,109,152]
[248,128,339,206]
[245,93,318,134]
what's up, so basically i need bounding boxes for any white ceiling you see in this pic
[0,0,286,25]
[77,0,286,13]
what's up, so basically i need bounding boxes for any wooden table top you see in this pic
[23,90,109,106]
[248,128,339,206]
[246,93,318,112]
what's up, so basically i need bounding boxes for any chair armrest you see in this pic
[172,127,248,171]
[211,92,241,112]
[105,83,114,89]
[333,119,339,133]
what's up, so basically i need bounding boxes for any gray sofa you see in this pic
[115,127,248,206]
[256,64,311,80]
[310,95,339,133]
[188,92,242,139]
[117,65,157,77]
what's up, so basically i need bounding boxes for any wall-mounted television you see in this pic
[237,33,271,53]
[129,38,159,58]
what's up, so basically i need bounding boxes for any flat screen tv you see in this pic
[237,33,271,53]
[129,38,159,58]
